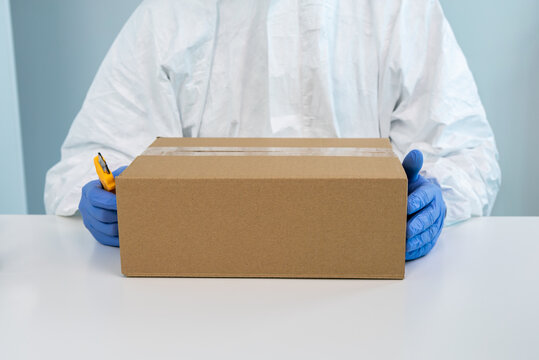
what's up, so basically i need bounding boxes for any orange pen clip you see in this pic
[94,152,116,193]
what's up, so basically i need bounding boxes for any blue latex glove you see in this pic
[402,150,446,260]
[79,166,127,247]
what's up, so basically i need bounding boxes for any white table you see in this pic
[1,216,538,359]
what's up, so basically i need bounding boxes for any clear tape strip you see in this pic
[142,146,396,157]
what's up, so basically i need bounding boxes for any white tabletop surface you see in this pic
[1,215,538,359]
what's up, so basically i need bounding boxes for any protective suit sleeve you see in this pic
[44,1,182,215]
[382,0,501,225]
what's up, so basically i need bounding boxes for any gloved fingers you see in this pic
[81,194,117,223]
[90,216,118,237]
[82,216,120,247]
[406,237,436,261]
[406,211,444,252]
[83,179,118,210]
[79,205,119,237]
[113,165,128,177]
[405,221,443,261]
[80,189,117,223]
[83,203,118,223]
[407,183,437,215]
[407,200,442,238]
[402,150,423,183]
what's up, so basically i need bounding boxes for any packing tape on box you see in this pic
[141,146,396,157]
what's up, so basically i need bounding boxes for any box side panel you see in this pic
[118,177,407,279]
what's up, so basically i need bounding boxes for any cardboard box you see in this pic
[116,137,407,279]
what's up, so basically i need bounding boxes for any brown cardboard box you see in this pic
[116,137,407,279]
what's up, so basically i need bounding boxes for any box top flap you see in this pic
[119,138,406,180]
[150,137,392,148]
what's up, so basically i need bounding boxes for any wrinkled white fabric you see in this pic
[45,0,501,225]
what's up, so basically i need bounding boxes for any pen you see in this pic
[93,152,116,193]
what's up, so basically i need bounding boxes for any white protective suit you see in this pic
[45,0,501,225]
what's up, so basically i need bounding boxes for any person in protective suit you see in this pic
[45,0,501,260]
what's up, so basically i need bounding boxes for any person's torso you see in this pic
[162,0,383,138]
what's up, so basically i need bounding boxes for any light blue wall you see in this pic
[9,0,539,215]
[0,0,26,214]
[440,0,539,216]
[10,0,142,213]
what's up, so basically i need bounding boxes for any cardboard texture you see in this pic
[117,138,408,279]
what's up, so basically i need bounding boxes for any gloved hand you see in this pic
[402,150,446,260]
[79,166,127,247]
